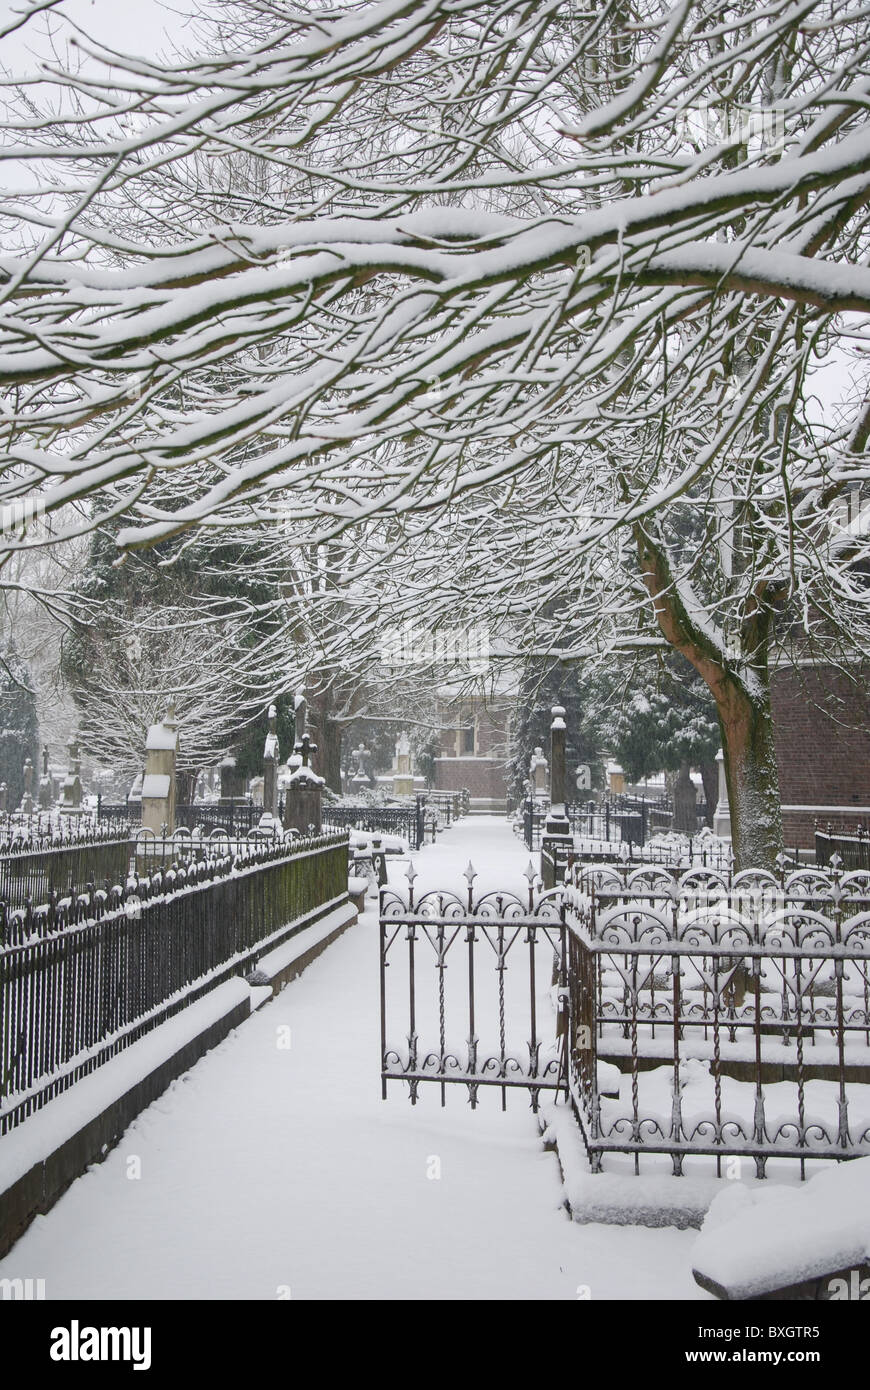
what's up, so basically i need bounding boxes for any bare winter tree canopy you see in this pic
[2,0,870,863]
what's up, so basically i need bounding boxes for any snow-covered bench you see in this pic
[692,1157,870,1300]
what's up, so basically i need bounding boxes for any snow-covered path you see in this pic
[0,816,703,1300]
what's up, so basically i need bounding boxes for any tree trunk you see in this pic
[634,523,784,872]
[699,758,718,829]
[308,690,343,793]
[715,670,783,872]
[673,760,697,834]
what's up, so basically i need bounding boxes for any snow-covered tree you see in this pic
[2,0,870,863]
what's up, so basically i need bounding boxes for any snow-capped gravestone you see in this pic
[219,753,240,801]
[0,782,7,814]
[38,746,52,810]
[17,757,34,815]
[283,733,324,835]
[260,704,281,833]
[529,746,548,798]
[141,703,178,835]
[393,731,413,798]
[58,735,84,817]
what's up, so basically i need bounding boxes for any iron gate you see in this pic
[379,865,580,1109]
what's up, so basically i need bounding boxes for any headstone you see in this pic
[0,782,7,814]
[128,770,144,805]
[141,701,178,835]
[249,776,264,807]
[351,742,373,789]
[393,730,414,798]
[607,762,625,796]
[283,732,324,834]
[58,735,84,817]
[575,763,591,792]
[38,745,52,810]
[18,756,34,815]
[219,754,239,801]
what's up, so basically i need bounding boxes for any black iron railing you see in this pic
[816,825,870,870]
[0,830,136,908]
[0,831,349,1133]
[323,803,433,850]
[380,856,870,1176]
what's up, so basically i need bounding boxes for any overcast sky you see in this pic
[2,0,189,74]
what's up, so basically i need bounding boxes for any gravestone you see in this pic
[141,702,178,835]
[0,782,7,814]
[283,733,324,834]
[393,730,414,798]
[38,745,52,810]
[351,742,374,789]
[249,775,264,808]
[18,757,34,815]
[128,770,144,806]
[58,735,84,817]
[219,754,240,801]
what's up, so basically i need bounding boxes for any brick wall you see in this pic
[433,756,507,798]
[771,663,870,847]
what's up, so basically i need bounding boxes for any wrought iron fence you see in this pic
[816,825,870,871]
[95,795,265,835]
[0,829,136,908]
[381,856,870,1178]
[518,797,709,853]
[323,803,433,849]
[0,831,349,1134]
[380,864,565,1110]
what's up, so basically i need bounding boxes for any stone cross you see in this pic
[58,734,83,816]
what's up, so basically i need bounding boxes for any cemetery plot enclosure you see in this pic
[381,859,870,1178]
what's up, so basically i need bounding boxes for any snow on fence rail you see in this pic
[0,831,349,1134]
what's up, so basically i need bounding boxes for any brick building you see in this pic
[432,685,513,812]
[771,660,870,849]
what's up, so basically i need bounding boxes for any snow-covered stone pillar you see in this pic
[260,704,281,832]
[713,748,732,841]
[545,705,571,839]
[393,731,414,798]
[141,703,178,835]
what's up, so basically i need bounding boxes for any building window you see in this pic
[462,723,475,755]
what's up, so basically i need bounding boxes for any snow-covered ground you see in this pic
[0,817,704,1300]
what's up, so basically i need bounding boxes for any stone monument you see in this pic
[392,731,414,798]
[58,734,84,817]
[141,701,178,835]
